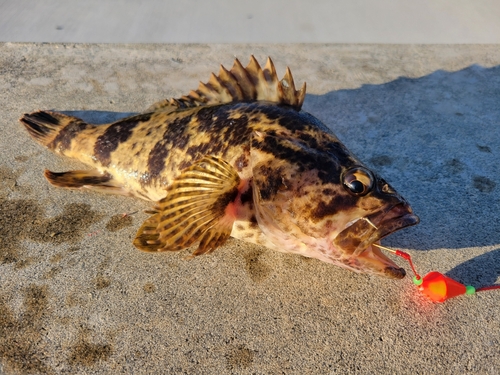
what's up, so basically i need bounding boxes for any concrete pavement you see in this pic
[0,43,499,374]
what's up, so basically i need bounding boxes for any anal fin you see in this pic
[134,156,241,256]
[44,169,130,196]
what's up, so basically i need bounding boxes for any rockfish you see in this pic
[20,56,419,278]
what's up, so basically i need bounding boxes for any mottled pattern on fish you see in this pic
[20,56,419,278]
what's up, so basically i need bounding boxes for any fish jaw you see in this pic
[332,202,420,278]
[357,244,406,279]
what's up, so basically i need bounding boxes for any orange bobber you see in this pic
[416,271,474,303]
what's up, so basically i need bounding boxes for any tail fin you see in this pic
[19,110,89,151]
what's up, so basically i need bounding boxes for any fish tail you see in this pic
[19,111,89,151]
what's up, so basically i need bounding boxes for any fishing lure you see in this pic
[373,244,500,303]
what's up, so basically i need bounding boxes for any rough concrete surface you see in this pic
[0,44,499,374]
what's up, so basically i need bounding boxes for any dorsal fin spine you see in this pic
[246,56,263,87]
[263,57,278,84]
[231,58,256,99]
[218,65,243,100]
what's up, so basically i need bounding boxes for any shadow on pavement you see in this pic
[445,248,500,288]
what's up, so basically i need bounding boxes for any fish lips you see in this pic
[366,203,420,248]
[333,203,419,278]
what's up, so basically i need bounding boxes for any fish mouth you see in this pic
[333,203,420,278]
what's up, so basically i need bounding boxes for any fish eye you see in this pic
[342,167,374,196]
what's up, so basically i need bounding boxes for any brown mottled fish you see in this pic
[20,56,419,278]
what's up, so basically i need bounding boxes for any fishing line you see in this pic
[372,243,500,302]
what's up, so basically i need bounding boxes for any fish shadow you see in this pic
[306,64,500,256]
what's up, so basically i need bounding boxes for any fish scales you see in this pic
[20,56,419,278]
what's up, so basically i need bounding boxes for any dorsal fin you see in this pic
[147,56,306,112]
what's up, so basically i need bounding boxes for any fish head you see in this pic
[251,131,419,278]
[329,166,420,278]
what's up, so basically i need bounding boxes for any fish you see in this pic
[20,56,419,279]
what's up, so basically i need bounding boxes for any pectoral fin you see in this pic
[44,169,130,196]
[134,156,241,256]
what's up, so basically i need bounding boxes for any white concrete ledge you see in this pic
[2,1,500,43]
